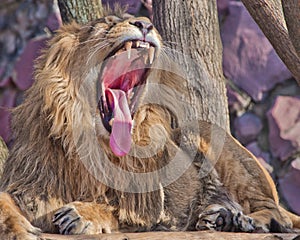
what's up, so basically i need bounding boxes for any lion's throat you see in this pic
[106,88,132,156]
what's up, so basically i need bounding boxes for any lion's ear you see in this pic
[104,15,121,25]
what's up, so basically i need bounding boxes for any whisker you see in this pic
[78,37,108,46]
[88,41,110,55]
[87,42,111,64]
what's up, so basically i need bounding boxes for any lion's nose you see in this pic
[130,20,154,35]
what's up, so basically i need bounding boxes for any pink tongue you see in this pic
[106,89,132,156]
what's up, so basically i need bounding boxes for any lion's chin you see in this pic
[98,40,157,156]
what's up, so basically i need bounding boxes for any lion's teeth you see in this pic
[109,118,114,126]
[127,91,134,105]
[139,42,150,49]
[135,40,150,49]
[143,53,148,64]
[125,41,132,59]
[149,46,155,64]
[128,90,134,100]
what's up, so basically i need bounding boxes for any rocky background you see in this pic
[0,0,299,214]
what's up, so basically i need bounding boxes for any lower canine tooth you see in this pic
[143,53,148,64]
[125,41,132,59]
[109,118,114,126]
[149,46,155,64]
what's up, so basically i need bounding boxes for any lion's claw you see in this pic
[53,206,90,235]
[233,211,255,232]
[196,204,255,232]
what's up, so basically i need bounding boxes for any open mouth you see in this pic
[98,39,157,156]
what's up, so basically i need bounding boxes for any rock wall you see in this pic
[220,1,300,214]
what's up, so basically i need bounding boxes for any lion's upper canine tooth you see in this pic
[136,41,140,48]
[128,90,134,104]
[125,41,132,59]
[116,49,123,55]
[109,118,114,126]
[149,46,155,64]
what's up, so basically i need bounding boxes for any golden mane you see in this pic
[1,16,188,228]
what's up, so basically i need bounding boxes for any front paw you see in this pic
[53,202,118,235]
[196,204,255,232]
[0,193,41,240]
[53,205,89,234]
[0,219,41,240]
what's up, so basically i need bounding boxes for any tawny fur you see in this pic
[0,12,299,240]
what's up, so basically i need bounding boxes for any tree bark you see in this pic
[0,136,8,165]
[241,0,300,84]
[281,0,300,57]
[57,0,103,24]
[152,0,230,130]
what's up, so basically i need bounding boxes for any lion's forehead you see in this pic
[88,16,161,43]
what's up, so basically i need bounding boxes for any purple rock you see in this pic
[246,142,271,162]
[234,112,263,145]
[279,158,300,215]
[0,76,11,88]
[35,3,49,20]
[246,141,273,173]
[46,9,61,31]
[13,38,46,91]
[217,0,229,15]
[102,0,141,14]
[221,2,291,101]
[2,30,17,54]
[267,96,300,160]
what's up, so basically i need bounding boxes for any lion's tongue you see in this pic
[106,88,132,156]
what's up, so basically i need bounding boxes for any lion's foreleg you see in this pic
[194,156,255,232]
[53,201,118,235]
[249,208,293,233]
[194,177,255,233]
[0,192,41,240]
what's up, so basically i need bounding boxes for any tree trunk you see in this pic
[57,0,103,24]
[0,136,8,166]
[241,0,300,84]
[152,0,230,130]
[281,0,300,57]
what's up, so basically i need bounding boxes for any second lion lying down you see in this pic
[0,10,299,239]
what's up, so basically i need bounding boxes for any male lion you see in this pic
[0,11,299,240]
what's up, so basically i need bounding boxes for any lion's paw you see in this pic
[196,204,255,232]
[232,212,255,232]
[53,202,117,235]
[0,214,41,240]
[0,193,41,240]
[53,205,92,234]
